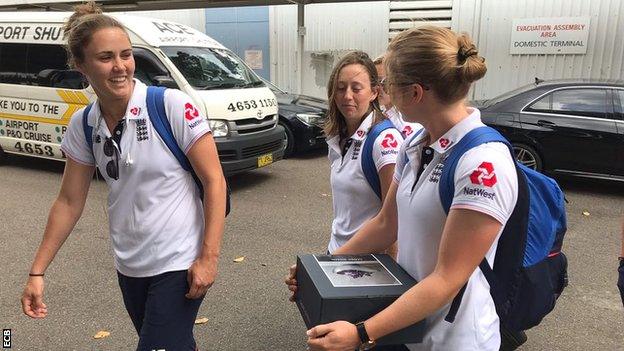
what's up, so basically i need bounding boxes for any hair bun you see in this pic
[457,46,478,64]
[455,32,486,83]
[457,32,479,64]
[63,1,102,39]
[73,1,102,16]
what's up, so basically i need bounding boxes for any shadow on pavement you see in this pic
[288,146,327,160]
[0,153,65,174]
[226,171,273,192]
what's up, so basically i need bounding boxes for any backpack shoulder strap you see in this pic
[438,126,510,213]
[361,118,399,199]
[146,86,230,216]
[146,86,193,172]
[440,126,512,323]
[82,103,94,153]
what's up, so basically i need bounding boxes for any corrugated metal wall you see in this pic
[269,4,298,94]
[389,0,453,39]
[270,2,390,97]
[453,0,624,100]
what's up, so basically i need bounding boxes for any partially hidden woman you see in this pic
[288,26,518,351]
[373,54,422,139]
[20,3,226,351]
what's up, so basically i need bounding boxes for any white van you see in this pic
[0,12,284,175]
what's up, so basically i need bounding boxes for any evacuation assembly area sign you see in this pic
[510,17,590,55]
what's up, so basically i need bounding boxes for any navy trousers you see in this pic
[117,270,205,351]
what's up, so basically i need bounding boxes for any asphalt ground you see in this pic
[0,149,623,351]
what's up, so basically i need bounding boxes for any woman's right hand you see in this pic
[21,277,48,318]
[284,264,298,302]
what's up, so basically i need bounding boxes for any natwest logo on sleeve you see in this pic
[381,133,398,149]
[184,102,199,121]
[470,161,497,187]
[184,102,203,129]
[403,125,413,136]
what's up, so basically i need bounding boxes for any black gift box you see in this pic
[295,254,425,345]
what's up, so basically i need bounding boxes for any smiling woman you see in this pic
[20,2,226,351]
[63,3,135,119]
[76,27,135,114]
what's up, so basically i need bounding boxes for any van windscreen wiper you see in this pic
[198,82,238,90]
[242,81,265,88]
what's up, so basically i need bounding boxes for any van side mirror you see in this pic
[153,75,179,89]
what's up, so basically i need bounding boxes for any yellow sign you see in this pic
[57,89,90,119]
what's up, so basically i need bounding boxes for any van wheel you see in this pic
[280,121,295,158]
[512,143,542,172]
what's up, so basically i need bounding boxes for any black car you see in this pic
[262,79,327,157]
[477,79,624,181]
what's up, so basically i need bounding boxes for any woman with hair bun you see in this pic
[20,2,226,350]
[294,26,519,351]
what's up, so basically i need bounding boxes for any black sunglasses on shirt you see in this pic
[103,137,120,180]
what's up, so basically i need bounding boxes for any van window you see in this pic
[0,43,28,85]
[0,43,86,89]
[161,46,264,90]
[133,47,176,88]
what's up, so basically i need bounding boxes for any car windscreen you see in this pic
[161,46,264,90]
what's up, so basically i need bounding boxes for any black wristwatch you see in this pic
[355,321,376,350]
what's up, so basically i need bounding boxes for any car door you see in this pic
[521,87,619,175]
[612,88,624,177]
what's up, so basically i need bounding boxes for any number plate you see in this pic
[257,153,273,168]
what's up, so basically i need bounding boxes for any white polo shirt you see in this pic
[61,80,212,277]
[384,106,422,138]
[393,108,518,351]
[326,112,403,253]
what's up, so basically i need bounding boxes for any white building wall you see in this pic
[270,2,390,98]
[453,0,624,100]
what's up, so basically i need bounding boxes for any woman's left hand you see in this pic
[186,257,218,299]
[306,321,360,351]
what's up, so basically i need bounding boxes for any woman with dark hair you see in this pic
[20,2,226,350]
[322,51,403,255]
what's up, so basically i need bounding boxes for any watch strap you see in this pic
[355,321,371,344]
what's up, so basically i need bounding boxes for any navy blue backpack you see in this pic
[361,118,400,199]
[82,86,230,217]
[440,126,568,332]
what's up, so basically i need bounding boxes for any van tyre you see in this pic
[279,121,295,158]
[512,143,542,172]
